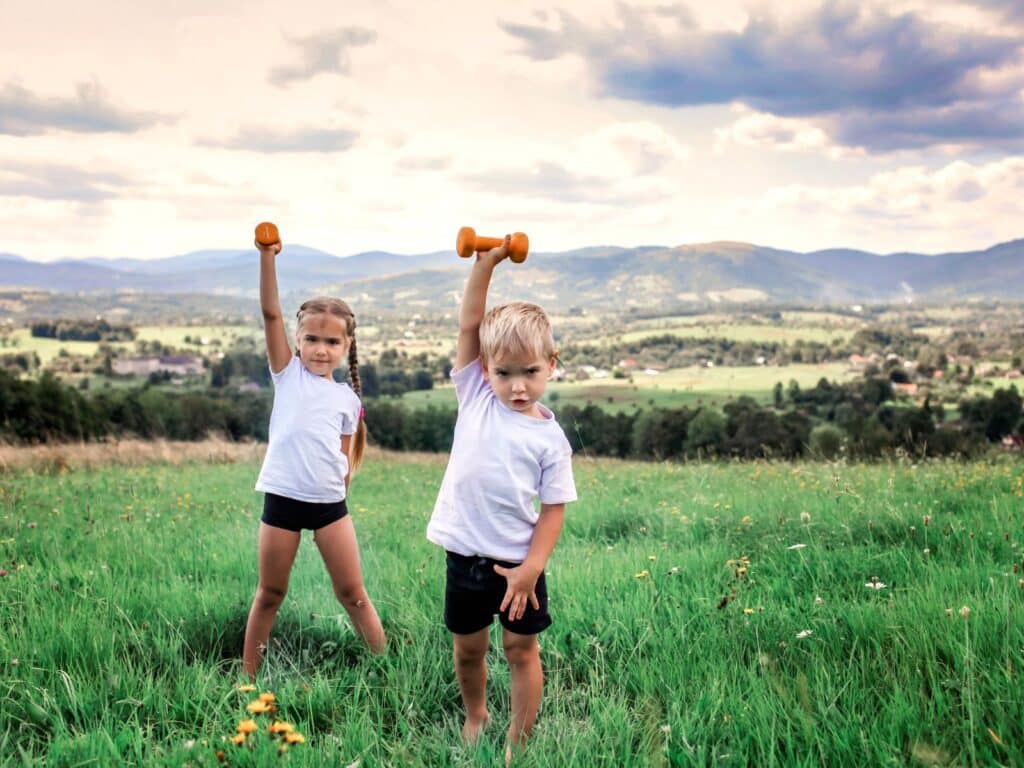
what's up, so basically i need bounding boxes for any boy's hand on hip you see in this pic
[493,563,540,621]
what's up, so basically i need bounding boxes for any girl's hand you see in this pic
[255,239,282,256]
[493,562,541,621]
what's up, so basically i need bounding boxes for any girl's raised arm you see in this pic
[258,241,292,374]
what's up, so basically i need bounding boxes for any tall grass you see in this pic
[0,455,1021,766]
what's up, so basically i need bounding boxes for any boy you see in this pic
[427,235,577,760]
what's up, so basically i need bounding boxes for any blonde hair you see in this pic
[296,296,367,472]
[479,301,556,364]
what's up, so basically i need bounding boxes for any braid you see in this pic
[348,337,362,396]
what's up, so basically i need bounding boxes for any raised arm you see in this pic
[454,235,510,371]
[257,240,292,374]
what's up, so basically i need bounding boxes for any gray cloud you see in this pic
[269,27,377,86]
[0,160,133,201]
[0,81,172,136]
[200,126,359,153]
[502,1,1024,151]
[971,0,1024,21]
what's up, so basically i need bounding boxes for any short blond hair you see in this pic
[479,301,555,363]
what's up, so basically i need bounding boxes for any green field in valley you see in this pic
[400,362,858,412]
[1,455,1022,766]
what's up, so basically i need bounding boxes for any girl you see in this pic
[243,233,386,678]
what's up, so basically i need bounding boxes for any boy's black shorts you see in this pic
[444,551,552,636]
[261,493,349,532]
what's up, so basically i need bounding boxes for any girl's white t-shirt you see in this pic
[427,358,577,562]
[255,356,361,503]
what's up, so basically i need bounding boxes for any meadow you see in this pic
[399,362,857,412]
[1,452,1022,766]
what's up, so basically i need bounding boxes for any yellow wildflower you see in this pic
[236,684,256,692]
[258,692,277,703]
[268,721,295,734]
[237,719,258,734]
[230,733,246,745]
[284,732,306,744]
[635,570,650,579]
[247,700,272,714]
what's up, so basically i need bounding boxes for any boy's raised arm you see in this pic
[454,235,510,371]
[258,240,292,374]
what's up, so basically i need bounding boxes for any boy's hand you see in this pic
[477,234,510,267]
[493,562,541,621]
[255,239,282,256]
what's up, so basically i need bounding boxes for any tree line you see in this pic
[1,369,1020,460]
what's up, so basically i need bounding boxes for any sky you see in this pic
[2,0,1023,262]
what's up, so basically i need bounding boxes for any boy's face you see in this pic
[482,351,556,418]
[296,313,350,378]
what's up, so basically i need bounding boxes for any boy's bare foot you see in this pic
[461,715,489,744]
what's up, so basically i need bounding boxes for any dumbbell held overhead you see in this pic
[456,226,529,263]
[255,222,280,247]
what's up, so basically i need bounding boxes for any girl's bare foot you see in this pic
[461,715,489,744]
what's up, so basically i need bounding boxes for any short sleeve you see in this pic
[339,388,361,436]
[269,355,299,385]
[450,358,490,408]
[539,450,577,505]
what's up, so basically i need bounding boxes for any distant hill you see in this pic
[2,238,1022,310]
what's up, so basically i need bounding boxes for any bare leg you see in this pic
[313,515,386,653]
[503,628,543,762]
[242,523,301,679]
[453,627,491,743]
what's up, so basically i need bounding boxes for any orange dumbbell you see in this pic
[255,221,280,247]
[456,226,529,263]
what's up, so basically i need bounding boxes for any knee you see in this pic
[335,582,367,608]
[503,640,539,667]
[255,584,287,611]
[454,642,488,667]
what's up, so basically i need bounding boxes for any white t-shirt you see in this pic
[427,358,577,562]
[255,356,361,503]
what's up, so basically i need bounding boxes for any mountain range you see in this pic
[1,238,1021,311]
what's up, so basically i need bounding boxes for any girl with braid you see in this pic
[243,235,386,678]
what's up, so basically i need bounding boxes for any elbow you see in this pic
[261,307,282,322]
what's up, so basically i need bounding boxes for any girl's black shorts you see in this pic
[261,493,349,532]
[444,551,551,636]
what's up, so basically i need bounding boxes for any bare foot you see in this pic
[461,715,489,744]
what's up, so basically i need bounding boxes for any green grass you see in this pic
[1,456,1022,765]
[618,324,853,345]
[400,362,858,412]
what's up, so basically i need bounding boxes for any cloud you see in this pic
[502,2,1024,152]
[742,156,1024,228]
[971,0,1024,22]
[0,81,171,136]
[396,154,453,172]
[0,160,134,201]
[199,126,359,153]
[269,27,377,86]
[714,110,850,156]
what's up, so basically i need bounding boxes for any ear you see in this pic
[547,356,557,379]
[480,357,490,382]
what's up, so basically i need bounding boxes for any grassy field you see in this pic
[618,324,852,346]
[400,362,858,412]
[1,453,1022,766]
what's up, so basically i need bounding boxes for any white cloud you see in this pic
[713,109,863,158]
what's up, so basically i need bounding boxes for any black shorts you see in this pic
[261,493,349,532]
[444,551,552,636]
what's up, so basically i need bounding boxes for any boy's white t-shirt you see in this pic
[255,356,361,503]
[427,358,577,562]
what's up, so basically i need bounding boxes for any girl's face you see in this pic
[296,313,350,378]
